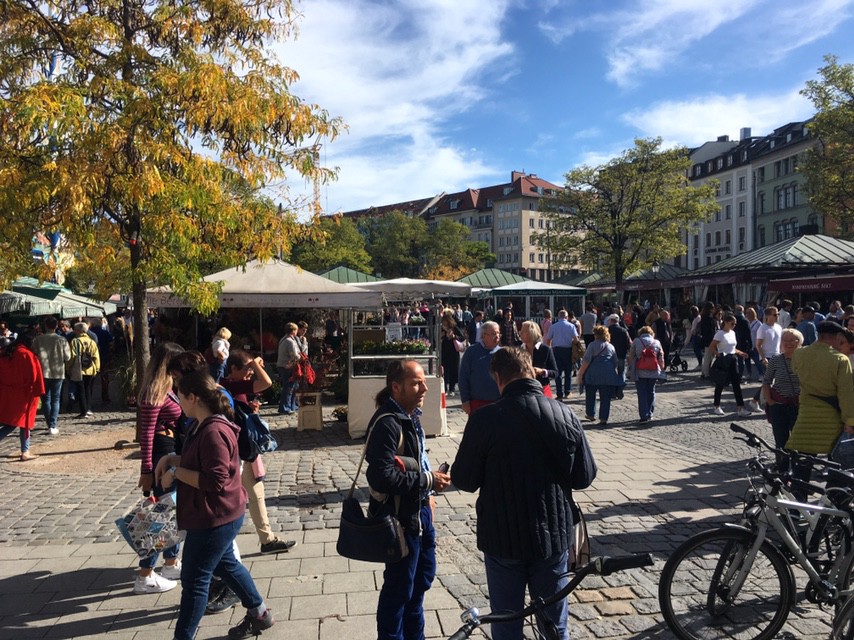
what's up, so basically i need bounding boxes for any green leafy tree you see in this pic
[423,219,495,280]
[801,55,854,228]
[290,216,372,273]
[0,0,342,383]
[360,211,427,278]
[537,138,717,295]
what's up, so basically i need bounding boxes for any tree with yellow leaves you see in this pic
[0,0,342,382]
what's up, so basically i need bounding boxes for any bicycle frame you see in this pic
[731,487,854,604]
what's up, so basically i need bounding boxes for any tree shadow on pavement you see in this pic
[0,567,177,638]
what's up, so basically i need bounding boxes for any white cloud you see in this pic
[271,0,515,212]
[538,0,854,87]
[621,89,815,146]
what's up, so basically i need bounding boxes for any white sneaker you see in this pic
[133,572,177,594]
[748,399,761,413]
[737,407,752,418]
[159,561,182,581]
[49,427,59,436]
[712,406,725,416]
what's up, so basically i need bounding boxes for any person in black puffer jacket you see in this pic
[452,347,597,640]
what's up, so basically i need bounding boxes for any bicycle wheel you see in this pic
[833,596,854,640]
[659,528,794,640]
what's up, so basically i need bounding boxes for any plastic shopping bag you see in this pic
[115,492,184,558]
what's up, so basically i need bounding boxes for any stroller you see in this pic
[667,331,689,372]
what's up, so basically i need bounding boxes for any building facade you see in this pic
[340,171,567,281]
[683,120,829,273]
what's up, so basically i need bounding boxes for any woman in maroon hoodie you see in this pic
[155,370,274,640]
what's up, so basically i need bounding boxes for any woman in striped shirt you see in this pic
[762,328,804,452]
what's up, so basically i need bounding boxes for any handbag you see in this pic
[115,492,184,558]
[336,417,409,564]
[453,338,468,353]
[569,501,590,571]
[709,354,733,386]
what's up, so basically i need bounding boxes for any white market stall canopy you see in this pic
[0,291,62,316]
[9,278,117,317]
[147,259,383,309]
[488,280,587,296]
[355,277,472,299]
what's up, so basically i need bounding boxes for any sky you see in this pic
[273,0,854,216]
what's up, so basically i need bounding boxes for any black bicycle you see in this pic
[446,554,653,640]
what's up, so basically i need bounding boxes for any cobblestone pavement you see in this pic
[0,368,834,638]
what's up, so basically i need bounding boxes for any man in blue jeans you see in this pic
[31,316,71,435]
[545,310,580,399]
[451,347,597,640]
[365,360,451,640]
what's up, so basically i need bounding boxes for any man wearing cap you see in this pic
[788,321,854,482]
[797,306,818,346]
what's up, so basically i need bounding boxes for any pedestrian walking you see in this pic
[30,316,71,435]
[709,314,751,417]
[576,325,620,425]
[626,326,665,424]
[0,337,45,461]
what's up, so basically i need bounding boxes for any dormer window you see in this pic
[449,199,460,210]
[503,187,512,196]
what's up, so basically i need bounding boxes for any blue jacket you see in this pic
[458,341,500,404]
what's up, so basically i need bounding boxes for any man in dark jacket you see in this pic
[734,305,753,380]
[365,360,451,640]
[606,314,630,398]
[451,347,596,640]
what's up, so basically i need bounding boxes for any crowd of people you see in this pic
[7,294,854,640]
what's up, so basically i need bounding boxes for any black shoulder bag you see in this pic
[336,414,409,564]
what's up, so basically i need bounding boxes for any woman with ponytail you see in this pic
[155,370,273,640]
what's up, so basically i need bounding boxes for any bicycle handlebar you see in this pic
[730,423,841,471]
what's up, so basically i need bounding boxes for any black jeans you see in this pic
[714,357,743,406]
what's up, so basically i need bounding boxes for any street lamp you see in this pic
[650,260,662,306]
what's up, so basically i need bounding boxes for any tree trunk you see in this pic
[130,240,150,442]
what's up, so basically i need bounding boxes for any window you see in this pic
[529,218,535,228]
[738,227,745,243]
[782,158,790,175]
[758,167,765,183]
[784,186,793,209]
[486,199,493,208]
[727,155,734,167]
[694,165,702,177]
[793,184,799,207]
[775,161,782,177]
[716,255,722,263]
[715,184,721,197]
[529,253,535,262]
[716,158,723,170]
[538,219,544,229]
[738,201,745,217]
[725,180,731,194]
[725,230,731,245]
[758,192,765,214]
[715,231,721,246]
[759,225,765,246]
[538,254,544,263]
[706,232,711,247]
[792,219,799,236]
[499,237,505,247]
[715,208,721,222]
[776,189,784,211]
[725,204,732,220]
[513,236,519,245]
[449,199,460,210]
[738,176,746,191]
[706,256,712,265]
[694,257,699,269]
[529,203,535,210]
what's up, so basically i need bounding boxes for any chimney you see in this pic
[511,171,526,182]
[740,127,752,141]
[716,135,729,142]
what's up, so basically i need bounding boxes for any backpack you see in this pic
[233,399,278,462]
[79,343,94,369]
[636,342,659,371]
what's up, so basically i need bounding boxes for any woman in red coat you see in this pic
[0,338,46,461]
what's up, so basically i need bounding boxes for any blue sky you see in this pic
[274,0,854,215]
